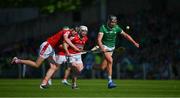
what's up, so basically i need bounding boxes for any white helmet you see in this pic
[79,25,88,32]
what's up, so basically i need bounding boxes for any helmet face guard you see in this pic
[79,25,88,36]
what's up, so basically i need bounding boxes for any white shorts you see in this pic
[55,55,67,65]
[103,45,115,51]
[69,54,83,71]
[91,45,115,51]
[69,54,83,64]
[39,41,55,59]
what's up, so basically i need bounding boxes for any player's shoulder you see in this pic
[63,29,71,34]
[100,24,108,30]
[63,29,71,32]
[84,35,88,40]
[100,24,106,28]
[114,24,121,28]
[114,24,123,31]
[71,34,79,39]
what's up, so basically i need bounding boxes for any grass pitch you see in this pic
[0,79,179,97]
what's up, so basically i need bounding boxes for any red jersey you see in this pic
[47,29,71,48]
[68,34,88,54]
[57,30,78,55]
[57,46,66,55]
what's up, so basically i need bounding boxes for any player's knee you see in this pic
[101,67,105,70]
[73,70,81,77]
[67,67,71,71]
[105,60,112,65]
[106,58,113,64]
[50,64,58,70]
[77,67,83,73]
[101,66,106,70]
[105,57,113,64]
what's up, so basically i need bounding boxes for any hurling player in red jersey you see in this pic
[61,27,80,86]
[11,27,80,68]
[40,26,88,89]
[39,28,78,89]
[65,25,88,89]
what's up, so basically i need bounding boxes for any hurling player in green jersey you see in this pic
[97,15,139,89]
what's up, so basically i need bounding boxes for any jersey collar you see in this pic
[106,23,116,31]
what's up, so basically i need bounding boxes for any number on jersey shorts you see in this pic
[69,54,84,72]
[39,41,55,59]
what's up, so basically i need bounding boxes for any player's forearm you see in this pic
[97,33,105,51]
[123,33,138,46]
[97,39,104,51]
[64,38,79,51]
[63,43,70,54]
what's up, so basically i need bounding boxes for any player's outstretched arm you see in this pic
[121,31,139,48]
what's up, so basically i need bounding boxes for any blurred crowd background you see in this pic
[0,0,179,80]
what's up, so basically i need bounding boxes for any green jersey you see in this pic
[99,24,122,47]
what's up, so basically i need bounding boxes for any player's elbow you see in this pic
[50,64,58,70]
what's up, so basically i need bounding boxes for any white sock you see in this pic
[48,79,52,85]
[108,76,112,83]
[73,82,77,87]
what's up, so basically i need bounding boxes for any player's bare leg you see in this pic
[100,59,108,70]
[72,76,78,89]
[92,56,107,70]
[95,51,112,71]
[104,52,113,78]
[11,56,45,68]
[62,67,71,86]
[71,66,79,89]
[71,62,83,89]
[103,52,116,88]
[40,63,59,89]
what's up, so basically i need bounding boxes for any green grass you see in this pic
[0,79,180,97]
